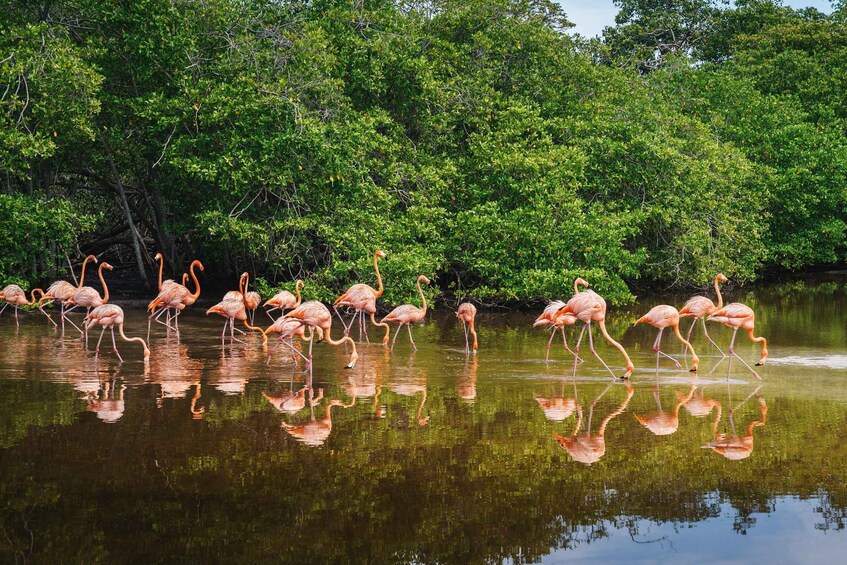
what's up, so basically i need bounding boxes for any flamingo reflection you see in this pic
[704,384,767,461]
[457,354,478,403]
[85,380,127,423]
[554,384,634,464]
[281,390,355,447]
[634,384,696,436]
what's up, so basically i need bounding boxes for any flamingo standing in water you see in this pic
[264,279,303,320]
[206,274,267,346]
[679,273,728,355]
[83,304,150,362]
[276,301,358,369]
[38,254,98,328]
[66,262,113,334]
[381,275,430,351]
[555,284,634,379]
[456,302,478,354]
[707,303,767,380]
[333,250,388,343]
[534,278,589,362]
[263,316,322,366]
[147,260,204,333]
[632,305,699,372]
[0,285,45,326]
[244,287,261,325]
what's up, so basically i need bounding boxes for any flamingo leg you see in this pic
[221,320,228,341]
[63,310,84,334]
[14,305,19,326]
[306,331,314,371]
[362,311,370,344]
[334,306,352,336]
[39,301,57,327]
[464,323,470,354]
[728,328,763,381]
[230,318,246,345]
[587,322,617,379]
[701,318,727,357]
[686,317,697,341]
[391,323,403,350]
[95,326,107,357]
[0,303,6,316]
[407,323,417,351]
[110,327,124,363]
[561,327,582,362]
[265,308,278,322]
[654,328,681,369]
[545,328,556,362]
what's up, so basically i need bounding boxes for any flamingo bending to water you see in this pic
[84,304,150,362]
[633,305,699,371]
[38,254,98,328]
[0,285,45,325]
[381,275,430,351]
[206,290,267,347]
[707,303,767,380]
[456,302,478,354]
[276,301,358,369]
[679,274,728,355]
[534,278,589,362]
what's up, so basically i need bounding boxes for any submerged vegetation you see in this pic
[1,0,846,304]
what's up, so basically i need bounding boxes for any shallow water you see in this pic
[1,278,847,563]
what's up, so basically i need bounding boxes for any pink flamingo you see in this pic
[264,279,304,320]
[381,275,430,351]
[38,254,98,328]
[456,302,478,354]
[707,303,767,380]
[632,305,699,371]
[555,284,634,379]
[679,273,728,355]
[244,288,261,325]
[147,260,204,332]
[263,316,323,366]
[154,252,180,291]
[0,285,45,326]
[333,250,388,342]
[534,278,589,362]
[83,304,150,362]
[65,262,113,333]
[206,275,267,346]
[276,301,358,369]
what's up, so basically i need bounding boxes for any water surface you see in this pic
[1,279,846,563]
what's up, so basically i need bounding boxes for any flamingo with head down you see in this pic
[84,304,150,363]
[632,305,699,372]
[38,254,98,329]
[456,302,478,354]
[264,279,304,320]
[707,303,767,380]
[275,301,358,370]
[0,285,45,326]
[534,278,589,362]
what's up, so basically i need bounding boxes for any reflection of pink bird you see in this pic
[333,250,388,342]
[705,398,767,460]
[382,275,430,351]
[84,304,150,362]
[534,278,589,362]
[707,303,767,380]
[456,302,478,354]
[264,279,303,319]
[39,254,98,329]
[554,385,634,464]
[555,284,634,379]
[278,301,358,369]
[679,274,728,355]
[634,385,696,436]
[633,305,699,371]
[66,262,113,333]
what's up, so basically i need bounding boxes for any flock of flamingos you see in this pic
[0,250,768,380]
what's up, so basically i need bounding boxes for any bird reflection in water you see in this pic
[343,345,390,418]
[280,388,355,447]
[535,377,579,422]
[553,383,634,464]
[85,380,127,423]
[634,382,696,436]
[457,354,478,404]
[704,383,766,460]
[145,341,205,407]
[264,384,324,415]
[209,346,263,396]
[388,352,430,426]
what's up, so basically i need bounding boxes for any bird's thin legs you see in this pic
[728,328,763,381]
[38,300,57,327]
[561,327,582,362]
[229,319,246,345]
[391,324,403,350]
[686,318,697,341]
[701,318,727,357]
[110,328,124,362]
[0,303,6,316]
[407,323,417,351]
[545,328,556,362]
[265,308,278,322]
[14,306,19,326]
[95,326,107,357]
[464,323,470,354]
[653,328,681,368]
[587,322,617,379]
[361,311,370,344]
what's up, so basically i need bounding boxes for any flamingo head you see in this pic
[376,250,386,259]
[419,276,431,285]
[85,254,98,263]
[154,252,163,261]
[191,260,205,271]
[575,277,589,288]
[102,262,114,271]
[716,273,728,283]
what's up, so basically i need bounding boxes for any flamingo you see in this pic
[0,285,45,326]
[147,260,204,333]
[263,386,324,414]
[534,278,589,362]
[244,288,261,325]
[263,316,322,366]
[707,303,767,380]
[83,304,150,362]
[381,275,430,351]
[264,279,303,320]
[333,249,388,342]
[456,302,478,354]
[679,273,728,355]
[223,272,248,301]
[276,301,358,369]
[38,254,98,328]
[154,252,180,291]
[555,284,634,379]
[65,262,113,333]
[632,305,699,372]
[206,293,267,346]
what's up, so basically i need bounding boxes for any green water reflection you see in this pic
[1,278,847,562]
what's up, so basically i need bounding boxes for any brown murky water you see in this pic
[1,277,847,562]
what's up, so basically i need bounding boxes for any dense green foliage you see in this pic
[1,0,845,304]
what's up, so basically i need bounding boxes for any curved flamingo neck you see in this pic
[28,288,44,305]
[373,252,384,298]
[189,262,202,300]
[574,279,588,294]
[597,320,633,374]
[98,264,110,304]
[157,255,165,291]
[242,273,250,300]
[714,276,724,309]
[295,280,303,306]
[79,256,95,288]
[417,278,427,317]
[242,318,267,345]
[119,323,150,359]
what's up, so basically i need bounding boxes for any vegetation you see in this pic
[1,0,845,305]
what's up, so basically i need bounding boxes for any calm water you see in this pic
[2,278,847,563]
